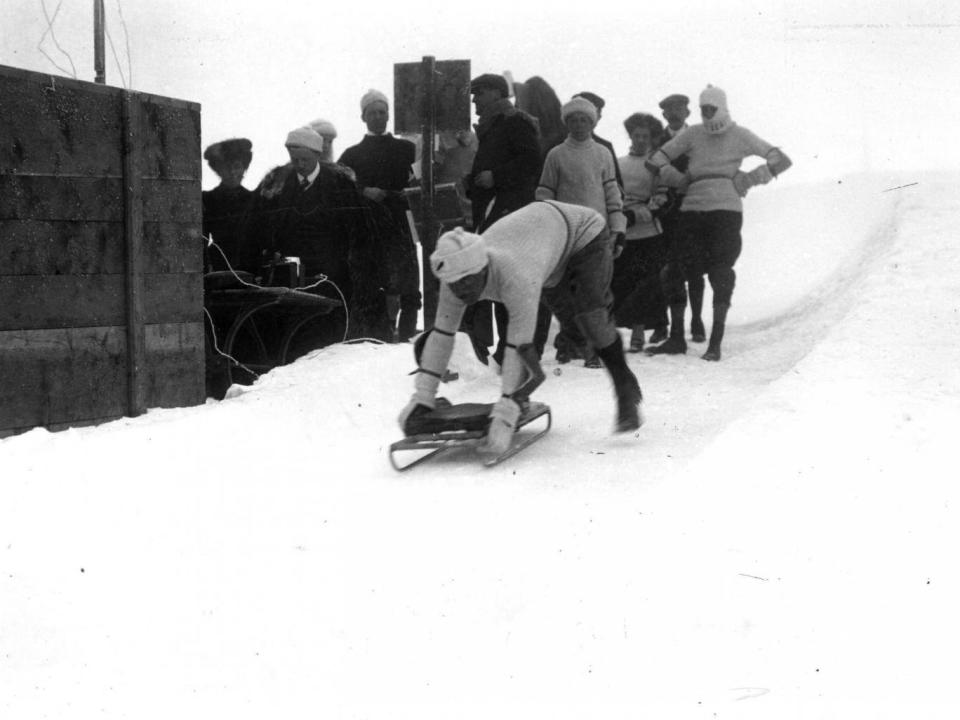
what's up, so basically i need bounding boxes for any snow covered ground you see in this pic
[3,171,959,719]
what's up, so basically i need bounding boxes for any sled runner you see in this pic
[389,400,552,472]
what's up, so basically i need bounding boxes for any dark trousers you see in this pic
[612,235,668,328]
[542,231,617,350]
[662,210,742,307]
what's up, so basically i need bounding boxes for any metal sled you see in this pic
[388,401,552,472]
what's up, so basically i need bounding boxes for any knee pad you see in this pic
[708,266,736,305]
[574,308,617,349]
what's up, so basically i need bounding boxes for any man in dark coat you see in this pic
[339,89,420,341]
[462,73,541,364]
[245,127,390,341]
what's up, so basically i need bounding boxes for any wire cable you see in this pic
[37,0,77,78]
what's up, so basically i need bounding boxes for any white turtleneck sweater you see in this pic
[536,136,626,234]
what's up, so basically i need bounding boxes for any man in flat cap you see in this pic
[655,92,705,344]
[339,89,420,342]
[462,72,541,365]
[202,138,256,272]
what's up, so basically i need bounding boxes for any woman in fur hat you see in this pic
[202,138,256,272]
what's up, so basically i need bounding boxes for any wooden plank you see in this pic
[0,325,127,431]
[139,99,202,180]
[0,322,204,434]
[0,68,124,176]
[0,220,122,275]
[0,273,203,330]
[123,91,146,417]
[142,322,205,409]
[0,176,201,223]
[0,64,199,109]
[0,220,202,276]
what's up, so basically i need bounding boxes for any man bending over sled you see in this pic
[399,199,644,456]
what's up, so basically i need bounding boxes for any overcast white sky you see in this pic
[2,0,958,188]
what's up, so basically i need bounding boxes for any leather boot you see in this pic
[702,303,729,361]
[597,336,644,432]
[646,303,687,355]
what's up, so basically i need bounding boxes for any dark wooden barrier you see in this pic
[0,64,204,437]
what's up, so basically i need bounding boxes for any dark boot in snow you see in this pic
[583,345,602,368]
[690,316,706,343]
[646,302,687,355]
[597,336,644,432]
[628,324,645,353]
[701,303,729,362]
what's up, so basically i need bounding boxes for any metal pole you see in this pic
[94,0,106,84]
[419,55,439,329]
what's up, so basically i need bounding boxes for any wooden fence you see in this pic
[0,64,204,437]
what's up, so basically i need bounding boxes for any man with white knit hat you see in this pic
[644,84,792,361]
[399,200,643,454]
[339,88,420,341]
[537,96,626,368]
[243,125,389,340]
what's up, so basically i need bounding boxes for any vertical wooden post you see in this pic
[419,55,439,330]
[93,0,106,84]
[122,91,145,416]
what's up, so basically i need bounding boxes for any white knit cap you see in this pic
[308,118,337,138]
[361,89,389,115]
[430,227,488,282]
[561,96,598,124]
[284,126,324,154]
[699,84,728,111]
[699,84,732,134]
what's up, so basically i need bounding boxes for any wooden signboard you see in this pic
[393,59,471,135]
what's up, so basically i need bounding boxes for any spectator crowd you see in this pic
[201,71,790,366]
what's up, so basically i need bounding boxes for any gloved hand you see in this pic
[612,232,626,259]
[732,164,774,197]
[398,395,435,435]
[480,396,521,455]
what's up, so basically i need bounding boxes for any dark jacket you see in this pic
[202,184,255,272]
[465,103,541,231]
[338,134,419,296]
[245,163,390,339]
[592,133,624,193]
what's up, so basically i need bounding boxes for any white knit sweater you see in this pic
[536,137,626,234]
[647,124,776,212]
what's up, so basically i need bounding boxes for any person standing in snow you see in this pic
[202,138,256,273]
[573,91,624,194]
[244,126,390,340]
[645,85,792,361]
[656,93,706,344]
[461,73,542,367]
[399,200,643,453]
[613,113,672,352]
[536,96,627,367]
[339,90,421,342]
